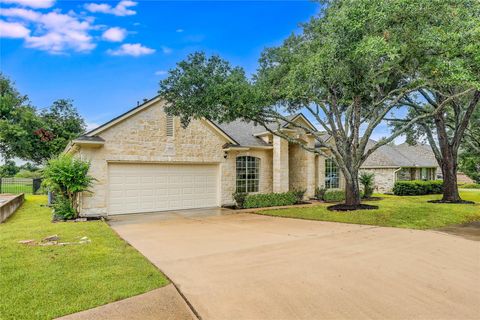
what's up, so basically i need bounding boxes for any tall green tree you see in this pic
[0,74,86,164]
[0,73,41,162]
[388,0,480,202]
[160,0,479,208]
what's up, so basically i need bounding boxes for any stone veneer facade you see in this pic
[71,98,427,216]
[72,99,293,216]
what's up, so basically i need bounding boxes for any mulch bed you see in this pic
[327,204,379,211]
[427,200,475,204]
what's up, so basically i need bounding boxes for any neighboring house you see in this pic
[361,142,439,192]
[66,96,438,216]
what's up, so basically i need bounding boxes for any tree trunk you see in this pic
[344,175,361,206]
[441,152,461,202]
[434,112,462,202]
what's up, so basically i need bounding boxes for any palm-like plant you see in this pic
[359,172,375,199]
[42,154,94,219]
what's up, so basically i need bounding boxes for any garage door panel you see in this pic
[108,163,219,215]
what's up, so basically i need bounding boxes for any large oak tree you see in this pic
[159,0,480,208]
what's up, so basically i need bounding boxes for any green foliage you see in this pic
[159,52,257,127]
[15,169,42,179]
[0,160,19,177]
[323,189,346,202]
[52,195,76,219]
[292,189,306,203]
[315,187,326,200]
[0,73,86,164]
[232,192,248,209]
[243,191,298,209]
[158,0,480,207]
[42,155,94,218]
[393,180,444,196]
[359,172,375,199]
[459,183,480,189]
[459,152,480,183]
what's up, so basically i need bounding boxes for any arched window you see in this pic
[236,156,260,193]
[325,158,339,189]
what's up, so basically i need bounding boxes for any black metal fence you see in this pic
[0,177,43,194]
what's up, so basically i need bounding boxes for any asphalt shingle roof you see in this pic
[213,115,302,147]
[362,141,438,168]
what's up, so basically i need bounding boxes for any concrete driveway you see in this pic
[109,210,480,320]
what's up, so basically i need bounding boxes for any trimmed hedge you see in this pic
[243,191,298,209]
[323,189,345,202]
[393,180,443,196]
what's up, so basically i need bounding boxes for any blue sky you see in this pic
[1,0,400,145]
[1,0,320,130]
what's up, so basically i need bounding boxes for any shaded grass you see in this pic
[258,190,480,230]
[0,195,169,320]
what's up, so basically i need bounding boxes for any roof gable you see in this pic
[84,96,237,145]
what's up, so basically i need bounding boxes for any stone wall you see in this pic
[273,135,289,192]
[288,138,316,198]
[0,193,24,223]
[361,168,397,193]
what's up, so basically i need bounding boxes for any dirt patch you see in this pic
[435,221,480,241]
[327,204,379,211]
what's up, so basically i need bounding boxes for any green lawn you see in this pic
[258,190,480,229]
[0,195,169,320]
[1,183,33,194]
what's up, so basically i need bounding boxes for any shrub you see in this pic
[323,189,345,202]
[233,192,248,208]
[292,189,306,203]
[459,183,480,189]
[359,171,375,198]
[243,191,298,209]
[52,196,75,220]
[315,187,326,200]
[42,155,94,219]
[393,180,443,196]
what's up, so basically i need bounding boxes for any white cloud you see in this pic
[0,8,95,53]
[107,43,154,56]
[102,27,126,42]
[84,1,137,16]
[176,28,184,33]
[2,0,55,9]
[161,46,172,54]
[0,20,30,38]
[155,70,167,76]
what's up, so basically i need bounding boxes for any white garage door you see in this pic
[108,163,219,215]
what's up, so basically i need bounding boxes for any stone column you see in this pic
[305,137,316,198]
[273,135,289,193]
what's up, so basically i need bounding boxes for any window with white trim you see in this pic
[325,158,339,189]
[236,156,260,193]
[166,115,174,137]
